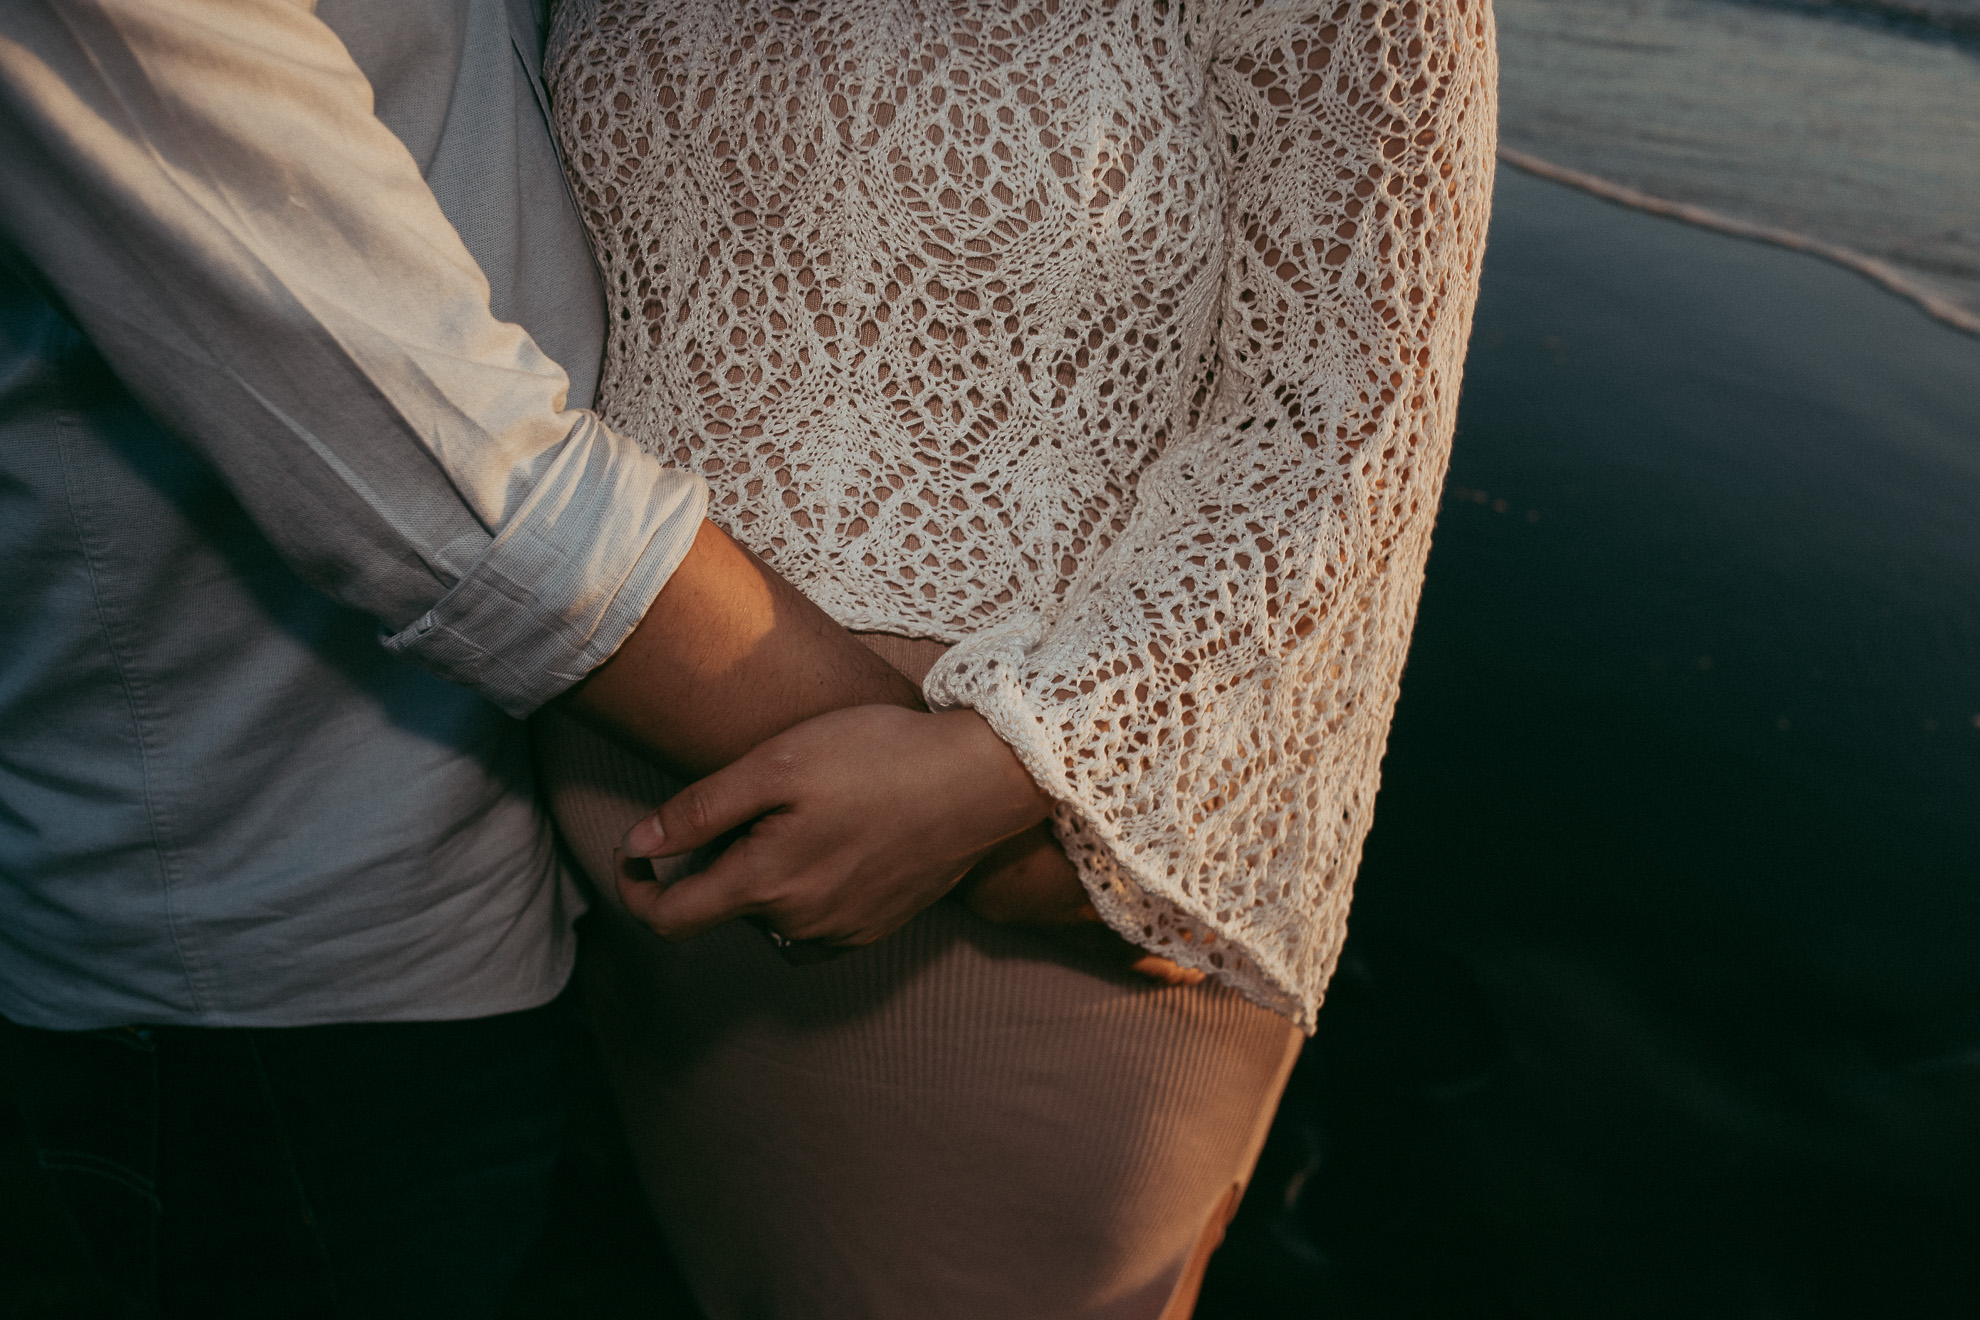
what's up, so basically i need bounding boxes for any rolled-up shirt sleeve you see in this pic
[0,0,705,716]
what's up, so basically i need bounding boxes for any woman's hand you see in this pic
[619,700,1206,984]
[958,825,1205,986]
[618,705,1051,947]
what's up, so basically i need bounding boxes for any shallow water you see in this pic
[1497,0,1980,320]
[1198,167,1980,1319]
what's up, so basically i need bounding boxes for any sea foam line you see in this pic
[1498,147,1980,339]
[1744,0,1980,46]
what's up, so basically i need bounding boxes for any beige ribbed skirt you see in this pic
[534,636,1302,1320]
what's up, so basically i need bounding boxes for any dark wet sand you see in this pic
[1201,166,1980,1319]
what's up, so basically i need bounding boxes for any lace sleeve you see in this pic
[924,0,1497,1027]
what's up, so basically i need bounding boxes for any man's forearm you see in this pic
[0,0,714,719]
[560,520,924,777]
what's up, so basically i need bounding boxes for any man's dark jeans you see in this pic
[1,1003,565,1320]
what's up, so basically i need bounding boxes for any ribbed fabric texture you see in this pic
[532,648,1301,1319]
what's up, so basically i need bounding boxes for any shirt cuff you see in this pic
[382,413,709,717]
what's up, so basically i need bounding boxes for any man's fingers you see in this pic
[955,826,1198,985]
[958,823,1087,925]
[1126,952,1207,986]
[621,750,788,859]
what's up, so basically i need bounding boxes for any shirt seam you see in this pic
[53,416,214,1019]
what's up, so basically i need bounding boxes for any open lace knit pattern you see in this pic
[549,0,1497,1029]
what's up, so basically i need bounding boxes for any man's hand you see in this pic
[958,825,1205,986]
[618,705,1052,947]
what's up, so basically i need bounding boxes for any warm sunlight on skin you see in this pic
[565,519,1191,976]
[618,703,1050,946]
[562,519,923,774]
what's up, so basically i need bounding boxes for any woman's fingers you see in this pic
[621,832,779,941]
[621,743,792,859]
[620,704,1054,950]
[612,848,676,930]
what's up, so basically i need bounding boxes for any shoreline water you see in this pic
[1496,147,1980,337]
[1729,0,1980,44]
[1496,0,1980,328]
[1749,0,1980,43]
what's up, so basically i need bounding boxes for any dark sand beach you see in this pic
[4,152,1976,1320]
[1198,166,1980,1319]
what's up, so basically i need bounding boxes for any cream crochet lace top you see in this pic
[548,0,1498,1028]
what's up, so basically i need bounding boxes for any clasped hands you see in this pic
[615,703,1200,984]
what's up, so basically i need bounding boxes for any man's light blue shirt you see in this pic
[0,0,706,1029]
